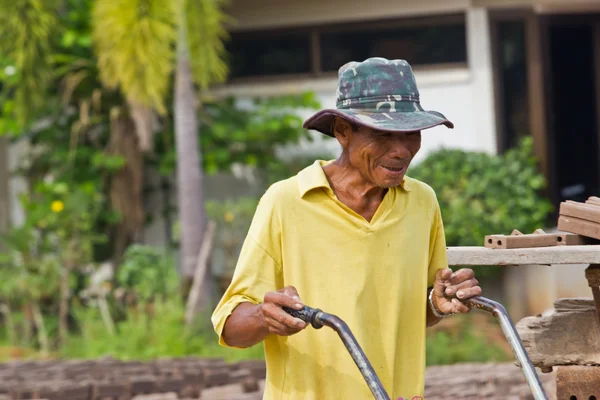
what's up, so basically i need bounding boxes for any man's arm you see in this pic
[222,287,307,348]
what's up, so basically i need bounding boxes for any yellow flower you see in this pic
[50,200,64,213]
[224,211,234,223]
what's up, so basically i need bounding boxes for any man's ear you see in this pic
[332,117,351,148]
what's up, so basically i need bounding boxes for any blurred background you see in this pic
[0,0,599,390]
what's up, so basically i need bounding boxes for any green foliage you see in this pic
[116,245,178,302]
[410,136,553,247]
[0,0,61,127]
[156,93,323,176]
[426,317,509,366]
[62,299,263,361]
[92,0,176,114]
[186,0,230,88]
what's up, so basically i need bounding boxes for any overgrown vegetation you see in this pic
[410,136,553,246]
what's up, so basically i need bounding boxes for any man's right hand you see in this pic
[260,286,307,336]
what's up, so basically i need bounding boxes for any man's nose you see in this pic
[387,139,411,159]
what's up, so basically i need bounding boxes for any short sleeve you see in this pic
[211,188,284,348]
[427,199,448,287]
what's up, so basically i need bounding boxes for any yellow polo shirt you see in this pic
[212,160,448,399]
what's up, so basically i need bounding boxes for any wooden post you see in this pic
[525,12,549,181]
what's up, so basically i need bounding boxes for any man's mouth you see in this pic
[381,166,405,173]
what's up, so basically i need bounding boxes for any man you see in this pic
[211,58,482,399]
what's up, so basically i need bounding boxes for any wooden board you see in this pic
[484,232,584,249]
[558,215,600,240]
[560,201,600,224]
[447,245,600,266]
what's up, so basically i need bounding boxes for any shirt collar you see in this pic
[297,159,412,198]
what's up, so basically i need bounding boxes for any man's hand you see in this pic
[432,268,482,315]
[260,286,308,336]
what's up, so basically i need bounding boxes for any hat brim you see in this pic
[302,108,454,137]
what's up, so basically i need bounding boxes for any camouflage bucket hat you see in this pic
[303,57,454,136]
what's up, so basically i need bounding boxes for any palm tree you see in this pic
[92,0,229,310]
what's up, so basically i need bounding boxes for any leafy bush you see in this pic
[410,136,553,247]
[116,245,178,303]
[426,315,509,366]
[62,299,264,361]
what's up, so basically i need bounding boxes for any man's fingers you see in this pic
[454,285,482,300]
[434,268,453,295]
[447,268,475,285]
[444,278,480,297]
[264,315,305,335]
[282,286,302,302]
[262,303,306,330]
[265,291,303,310]
[452,298,471,313]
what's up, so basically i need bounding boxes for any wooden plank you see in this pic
[447,245,600,266]
[558,215,600,240]
[560,201,600,223]
[484,231,583,248]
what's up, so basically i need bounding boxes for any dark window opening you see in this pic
[226,31,312,78]
[497,21,529,151]
[226,14,468,80]
[320,22,467,72]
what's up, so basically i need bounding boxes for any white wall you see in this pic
[226,0,470,31]
[215,7,498,165]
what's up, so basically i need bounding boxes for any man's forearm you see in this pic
[222,302,270,348]
[426,288,442,327]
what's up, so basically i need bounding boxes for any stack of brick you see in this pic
[557,196,600,240]
[0,357,266,400]
[0,358,559,399]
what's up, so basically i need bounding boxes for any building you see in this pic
[217,0,600,318]
[221,0,600,208]
[2,0,600,318]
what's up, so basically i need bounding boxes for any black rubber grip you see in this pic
[282,305,323,329]
[283,306,312,322]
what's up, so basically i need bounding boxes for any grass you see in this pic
[1,302,509,366]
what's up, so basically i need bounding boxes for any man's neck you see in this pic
[321,158,388,221]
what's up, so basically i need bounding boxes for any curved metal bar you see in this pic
[465,296,548,400]
[284,306,390,400]
[316,312,391,400]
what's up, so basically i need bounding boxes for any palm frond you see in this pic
[186,0,230,89]
[0,0,61,126]
[92,0,176,114]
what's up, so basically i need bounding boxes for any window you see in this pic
[226,30,312,78]
[320,19,467,72]
[226,14,468,80]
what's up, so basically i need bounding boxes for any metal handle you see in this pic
[282,305,324,329]
[465,296,549,400]
[283,297,547,400]
[283,305,390,400]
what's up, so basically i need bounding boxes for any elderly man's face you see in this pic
[336,121,421,188]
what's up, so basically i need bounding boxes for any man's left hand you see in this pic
[432,268,482,315]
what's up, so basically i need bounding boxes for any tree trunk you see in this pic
[31,302,49,355]
[174,0,211,310]
[108,112,145,267]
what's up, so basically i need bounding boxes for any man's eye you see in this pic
[379,132,392,138]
